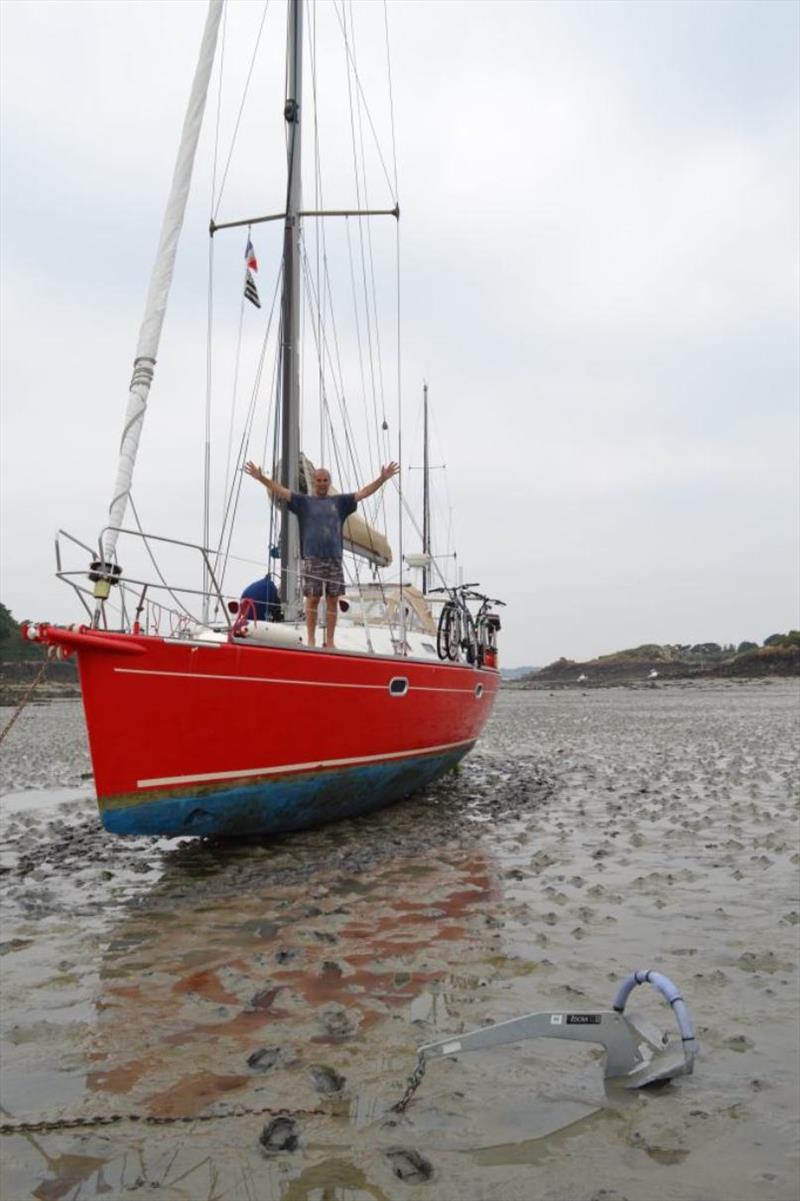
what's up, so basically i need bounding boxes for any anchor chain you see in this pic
[391,1051,427,1113]
[2,1056,429,1132]
[0,658,50,748]
[0,1103,324,1136]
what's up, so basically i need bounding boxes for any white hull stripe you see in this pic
[115,667,485,696]
[136,737,475,790]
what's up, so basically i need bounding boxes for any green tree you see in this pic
[0,603,42,662]
[764,631,800,648]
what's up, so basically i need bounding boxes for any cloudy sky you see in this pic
[1,0,798,667]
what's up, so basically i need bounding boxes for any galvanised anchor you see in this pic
[417,969,698,1090]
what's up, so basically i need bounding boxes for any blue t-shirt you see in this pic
[287,492,357,559]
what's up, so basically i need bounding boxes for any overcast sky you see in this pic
[1,0,798,667]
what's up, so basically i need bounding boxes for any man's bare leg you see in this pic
[324,595,338,649]
[305,596,320,646]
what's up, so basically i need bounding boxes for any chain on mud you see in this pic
[0,658,50,748]
[0,1103,325,1136]
[2,1053,429,1134]
[390,1051,427,1114]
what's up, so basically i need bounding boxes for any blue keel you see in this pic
[101,744,472,837]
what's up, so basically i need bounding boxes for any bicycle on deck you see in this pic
[429,585,505,666]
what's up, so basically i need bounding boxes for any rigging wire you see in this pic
[396,213,405,636]
[128,495,199,622]
[220,231,250,530]
[215,264,283,597]
[339,18,376,490]
[383,0,400,197]
[300,247,366,490]
[213,0,271,219]
[343,1,382,477]
[297,240,394,637]
[331,0,398,204]
[348,0,389,445]
[343,217,374,483]
[307,1,326,467]
[382,0,400,470]
[202,2,228,620]
[300,241,393,553]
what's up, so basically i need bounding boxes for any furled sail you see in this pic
[300,454,392,567]
[103,0,224,562]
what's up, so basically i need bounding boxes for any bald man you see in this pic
[245,460,399,648]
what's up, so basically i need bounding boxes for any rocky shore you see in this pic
[514,644,800,687]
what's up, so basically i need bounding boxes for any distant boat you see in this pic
[25,0,502,838]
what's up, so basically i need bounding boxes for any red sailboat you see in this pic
[26,0,502,838]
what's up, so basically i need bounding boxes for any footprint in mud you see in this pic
[629,1128,690,1165]
[247,1046,281,1072]
[386,1148,434,1184]
[737,950,788,974]
[319,1005,359,1039]
[309,1064,346,1095]
[259,1116,300,1155]
[725,1034,754,1053]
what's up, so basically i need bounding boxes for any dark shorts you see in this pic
[302,557,346,598]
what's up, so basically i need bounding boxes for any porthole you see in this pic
[474,683,484,699]
[389,677,409,697]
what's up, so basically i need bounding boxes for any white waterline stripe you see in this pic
[115,667,480,695]
[136,738,474,789]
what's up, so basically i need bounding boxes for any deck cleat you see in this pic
[416,969,698,1092]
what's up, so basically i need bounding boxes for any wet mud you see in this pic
[1,682,798,1200]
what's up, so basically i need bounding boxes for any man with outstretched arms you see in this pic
[245,460,399,649]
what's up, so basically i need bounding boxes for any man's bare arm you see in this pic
[244,461,291,503]
[355,461,400,502]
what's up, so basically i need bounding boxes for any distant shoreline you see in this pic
[504,674,798,691]
[506,643,800,687]
[0,659,80,708]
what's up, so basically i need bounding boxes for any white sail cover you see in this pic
[104,0,224,561]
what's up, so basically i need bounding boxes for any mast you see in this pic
[279,0,303,618]
[422,382,430,596]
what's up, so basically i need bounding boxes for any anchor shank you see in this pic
[419,1010,646,1079]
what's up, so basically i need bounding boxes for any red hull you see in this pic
[31,627,498,836]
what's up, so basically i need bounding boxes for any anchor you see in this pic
[415,970,698,1093]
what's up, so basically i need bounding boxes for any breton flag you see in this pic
[244,269,261,309]
[244,235,260,307]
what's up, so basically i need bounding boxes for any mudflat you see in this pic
[1,681,798,1201]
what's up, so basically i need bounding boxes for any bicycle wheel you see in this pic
[437,602,461,661]
[461,609,478,664]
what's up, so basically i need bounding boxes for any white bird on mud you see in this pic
[577,673,588,683]
[648,670,659,680]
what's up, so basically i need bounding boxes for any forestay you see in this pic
[104,0,224,564]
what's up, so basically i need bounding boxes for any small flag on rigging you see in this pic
[244,236,260,307]
[244,269,261,309]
